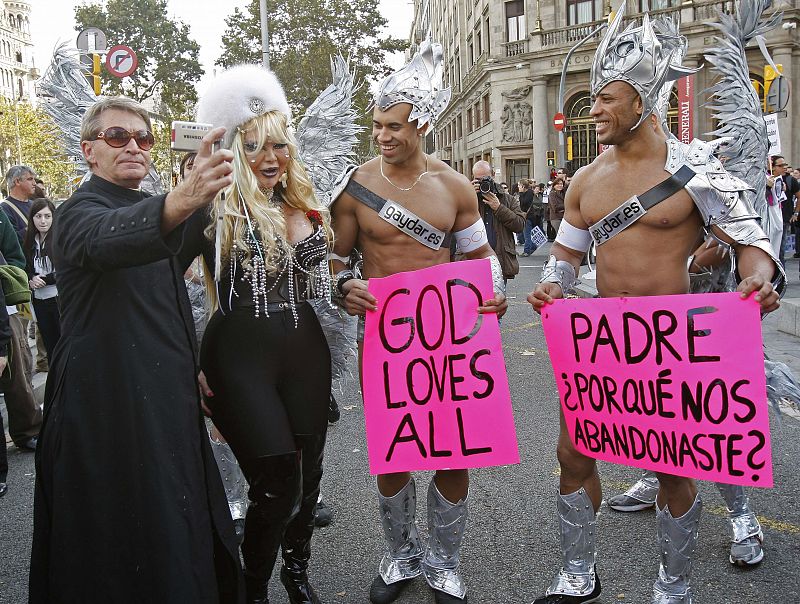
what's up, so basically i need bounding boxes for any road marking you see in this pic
[501,320,540,335]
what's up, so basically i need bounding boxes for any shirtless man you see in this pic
[330,41,506,604]
[528,11,783,604]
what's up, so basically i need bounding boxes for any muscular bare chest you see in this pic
[353,171,459,242]
[581,167,698,231]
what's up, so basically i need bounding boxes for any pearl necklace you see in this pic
[379,155,429,192]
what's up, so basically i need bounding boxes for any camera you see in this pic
[171,121,214,153]
[477,176,499,200]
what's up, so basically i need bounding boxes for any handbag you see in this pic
[0,250,31,305]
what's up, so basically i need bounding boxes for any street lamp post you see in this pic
[259,0,270,69]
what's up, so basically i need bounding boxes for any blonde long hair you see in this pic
[204,110,333,307]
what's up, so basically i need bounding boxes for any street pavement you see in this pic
[2,246,800,603]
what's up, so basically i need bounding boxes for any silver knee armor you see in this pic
[209,433,248,521]
[377,478,424,584]
[546,487,598,597]
[421,480,468,599]
[652,494,702,604]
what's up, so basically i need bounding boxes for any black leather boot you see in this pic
[280,434,326,604]
[239,452,302,604]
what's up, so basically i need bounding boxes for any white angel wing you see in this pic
[703,0,782,227]
[295,55,364,207]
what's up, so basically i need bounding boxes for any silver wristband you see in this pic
[334,269,355,297]
[538,255,577,295]
[489,255,506,296]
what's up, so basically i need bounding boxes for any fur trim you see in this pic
[196,64,292,148]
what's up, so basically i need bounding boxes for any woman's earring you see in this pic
[249,158,257,164]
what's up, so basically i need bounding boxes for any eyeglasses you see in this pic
[775,163,788,168]
[93,127,155,151]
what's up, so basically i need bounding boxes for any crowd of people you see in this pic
[0,4,796,604]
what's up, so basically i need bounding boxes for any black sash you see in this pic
[344,179,453,250]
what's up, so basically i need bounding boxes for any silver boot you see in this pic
[209,432,248,522]
[653,494,702,604]
[545,487,600,600]
[377,478,424,586]
[608,470,659,512]
[716,483,764,566]
[421,480,468,600]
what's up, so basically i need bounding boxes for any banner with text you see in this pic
[541,292,772,487]
[677,75,694,145]
[363,259,520,475]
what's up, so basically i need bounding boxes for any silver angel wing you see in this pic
[653,15,688,134]
[36,44,164,195]
[296,55,364,207]
[703,0,782,227]
[36,44,97,177]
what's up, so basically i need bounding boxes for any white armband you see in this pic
[454,218,488,253]
[555,219,593,253]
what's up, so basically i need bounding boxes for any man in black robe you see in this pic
[29,96,243,603]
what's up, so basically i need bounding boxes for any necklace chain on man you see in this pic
[380,155,429,192]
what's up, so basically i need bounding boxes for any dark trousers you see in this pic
[32,297,60,362]
[1,313,41,446]
[0,409,7,482]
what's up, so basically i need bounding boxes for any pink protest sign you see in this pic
[362,259,520,475]
[541,292,772,488]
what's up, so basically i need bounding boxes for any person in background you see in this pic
[547,177,566,235]
[0,283,13,497]
[23,198,60,362]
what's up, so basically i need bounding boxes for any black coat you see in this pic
[30,176,243,603]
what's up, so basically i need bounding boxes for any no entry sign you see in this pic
[105,44,138,78]
[553,112,566,131]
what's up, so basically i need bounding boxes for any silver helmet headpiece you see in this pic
[591,4,698,129]
[371,39,451,132]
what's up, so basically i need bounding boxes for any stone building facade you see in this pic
[0,0,35,103]
[410,0,800,185]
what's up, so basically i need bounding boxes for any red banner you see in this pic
[677,75,694,145]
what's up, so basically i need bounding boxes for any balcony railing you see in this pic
[536,0,749,51]
[503,40,528,57]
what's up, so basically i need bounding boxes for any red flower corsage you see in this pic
[306,209,322,225]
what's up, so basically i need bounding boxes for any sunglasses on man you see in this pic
[92,127,155,151]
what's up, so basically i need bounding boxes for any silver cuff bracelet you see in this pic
[539,255,577,295]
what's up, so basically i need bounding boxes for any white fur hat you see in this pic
[196,64,292,149]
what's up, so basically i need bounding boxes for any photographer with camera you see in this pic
[471,160,525,285]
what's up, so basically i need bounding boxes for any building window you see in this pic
[639,0,678,10]
[474,101,481,128]
[506,1,525,43]
[467,36,474,67]
[506,159,530,187]
[476,27,482,57]
[564,93,597,170]
[467,107,473,133]
[567,0,595,25]
[483,95,490,123]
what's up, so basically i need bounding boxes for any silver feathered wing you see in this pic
[703,1,800,418]
[296,55,364,208]
[297,55,363,392]
[36,44,164,195]
[703,0,782,228]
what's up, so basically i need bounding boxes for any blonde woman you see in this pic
[193,65,332,604]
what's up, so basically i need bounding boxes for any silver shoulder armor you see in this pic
[328,164,358,208]
[665,138,786,296]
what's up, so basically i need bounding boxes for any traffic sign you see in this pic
[766,75,790,113]
[77,27,107,67]
[553,112,566,131]
[105,45,138,78]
